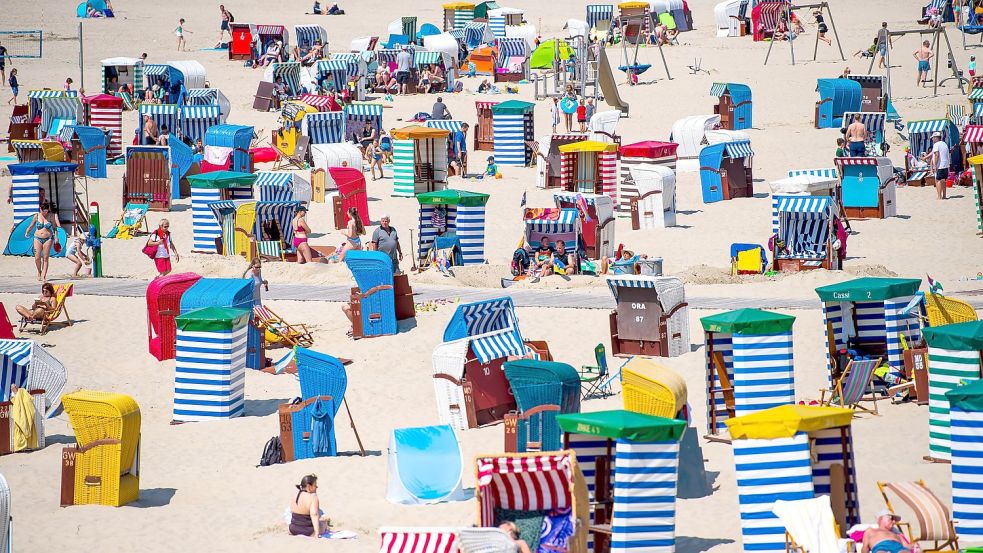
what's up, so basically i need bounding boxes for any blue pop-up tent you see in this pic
[386,424,468,504]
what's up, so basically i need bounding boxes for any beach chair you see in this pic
[0,304,16,339]
[579,343,611,399]
[20,284,73,335]
[295,347,365,456]
[925,293,978,327]
[877,480,959,553]
[273,134,309,171]
[820,357,882,415]
[622,356,688,419]
[344,251,397,339]
[106,202,150,239]
[60,390,141,507]
[773,495,855,553]
[731,243,767,275]
[116,91,136,111]
[709,352,736,429]
[0,474,9,553]
[253,305,314,348]
[386,424,467,505]
[459,528,519,553]
[0,388,46,455]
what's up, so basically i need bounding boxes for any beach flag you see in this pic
[928,275,944,294]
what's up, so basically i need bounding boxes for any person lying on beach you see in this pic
[260,41,283,66]
[297,42,324,66]
[861,510,921,553]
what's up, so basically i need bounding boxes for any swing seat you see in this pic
[960,25,983,35]
[618,63,651,75]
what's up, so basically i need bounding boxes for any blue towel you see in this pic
[872,540,909,553]
[309,398,335,456]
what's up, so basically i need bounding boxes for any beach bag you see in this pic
[142,241,157,259]
[259,436,283,466]
[511,248,530,276]
[227,11,234,22]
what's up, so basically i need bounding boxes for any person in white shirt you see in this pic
[929,132,950,200]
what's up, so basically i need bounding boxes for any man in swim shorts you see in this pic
[913,40,934,88]
[861,510,922,553]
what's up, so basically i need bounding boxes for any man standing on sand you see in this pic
[0,41,9,88]
[845,114,867,157]
[219,5,232,44]
[368,215,403,274]
[395,46,412,96]
[930,131,950,200]
[914,40,934,87]
[876,22,891,69]
[861,510,922,553]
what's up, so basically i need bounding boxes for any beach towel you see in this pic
[772,496,839,553]
[204,146,233,166]
[11,387,38,452]
[309,398,334,456]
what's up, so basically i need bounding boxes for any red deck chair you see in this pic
[0,303,16,339]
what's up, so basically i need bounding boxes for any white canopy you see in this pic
[566,19,590,39]
[588,110,621,143]
[505,24,537,48]
[704,129,750,145]
[311,143,364,172]
[350,36,375,51]
[423,33,460,62]
[488,7,524,16]
[670,114,720,158]
[770,174,838,195]
[100,57,142,66]
[166,60,207,89]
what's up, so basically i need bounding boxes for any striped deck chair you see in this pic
[253,305,314,348]
[19,284,73,335]
[877,480,959,552]
[116,91,136,111]
[458,528,518,553]
[820,357,882,415]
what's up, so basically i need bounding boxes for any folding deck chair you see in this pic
[820,357,882,415]
[106,202,150,239]
[273,135,309,171]
[877,480,959,553]
[579,343,611,399]
[20,284,73,335]
[253,305,314,348]
[0,304,16,339]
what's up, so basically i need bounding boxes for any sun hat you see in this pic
[876,509,900,521]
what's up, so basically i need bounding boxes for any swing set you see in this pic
[763,1,846,65]
[618,13,671,84]
[866,26,965,98]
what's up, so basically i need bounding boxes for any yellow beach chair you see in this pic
[621,357,687,419]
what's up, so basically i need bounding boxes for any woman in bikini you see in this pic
[330,207,364,263]
[368,140,384,181]
[24,201,60,282]
[288,474,329,537]
[291,205,314,264]
[15,283,56,327]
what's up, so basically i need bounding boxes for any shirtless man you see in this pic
[913,40,934,88]
[861,510,922,553]
[845,114,867,157]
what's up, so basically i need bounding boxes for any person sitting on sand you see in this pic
[499,522,532,553]
[527,237,556,277]
[861,510,921,553]
[327,2,343,15]
[15,283,56,328]
[601,249,648,274]
[289,475,330,537]
[553,240,576,275]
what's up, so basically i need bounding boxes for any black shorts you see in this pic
[221,20,230,31]
[936,168,949,181]
[395,71,409,84]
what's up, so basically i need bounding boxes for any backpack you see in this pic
[227,11,234,22]
[259,436,283,466]
[511,248,530,276]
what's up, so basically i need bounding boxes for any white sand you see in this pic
[0,0,977,550]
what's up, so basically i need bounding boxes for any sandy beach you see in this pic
[0,0,980,550]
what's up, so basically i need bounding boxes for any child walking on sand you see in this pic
[175,19,190,51]
[7,68,18,105]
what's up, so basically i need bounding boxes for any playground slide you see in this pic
[597,47,629,115]
[386,424,467,505]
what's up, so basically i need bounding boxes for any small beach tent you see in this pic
[772,195,840,272]
[208,200,301,258]
[923,321,983,462]
[488,7,524,37]
[443,2,475,31]
[946,378,983,542]
[558,410,685,552]
[699,140,754,203]
[229,23,254,60]
[391,126,450,198]
[845,74,886,112]
[586,4,615,30]
[492,100,535,167]
[524,208,582,255]
[751,0,789,41]
[39,95,82,138]
[714,0,745,37]
[138,104,179,144]
[416,189,489,265]
[147,272,202,361]
[702,309,796,435]
[180,105,222,144]
[100,57,144,97]
[710,82,752,131]
[344,103,384,142]
[607,275,690,358]
[63,126,108,178]
[840,112,887,154]
[815,277,923,384]
[535,134,587,189]
[834,157,896,219]
[463,21,494,48]
[815,79,862,129]
[494,37,529,82]
[180,278,261,371]
[670,114,720,159]
[204,124,254,173]
[475,451,589,553]
[907,118,960,159]
[325,167,369,228]
[558,141,619,201]
[173,307,249,422]
[554,191,615,260]
[474,100,499,151]
[60,391,141,507]
[187,171,256,253]
[6,161,79,229]
[619,140,678,213]
[185,88,231,123]
[530,39,574,70]
[263,62,303,99]
[294,24,328,53]
[768,173,838,234]
[311,143,364,173]
[618,2,651,44]
[0,340,68,417]
[82,94,123,157]
[77,0,112,17]
[627,164,677,229]
[726,405,860,552]
[344,251,398,338]
[651,0,692,32]
[255,171,312,203]
[386,424,468,504]
[502,360,581,453]
[433,297,527,429]
[302,111,346,145]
